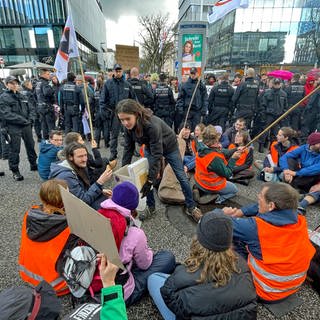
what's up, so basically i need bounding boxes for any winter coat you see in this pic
[160,256,257,319]
[128,77,154,108]
[232,77,259,109]
[261,88,288,117]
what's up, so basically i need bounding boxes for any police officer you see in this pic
[258,78,288,152]
[153,73,175,127]
[60,72,84,133]
[176,67,208,131]
[0,76,37,181]
[35,69,55,139]
[285,73,305,131]
[128,67,154,108]
[0,77,9,160]
[232,68,259,129]
[207,73,234,130]
[99,63,136,161]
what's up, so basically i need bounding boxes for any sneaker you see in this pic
[192,188,200,202]
[13,171,24,181]
[185,206,203,222]
[30,164,38,171]
[139,206,156,221]
[297,206,306,215]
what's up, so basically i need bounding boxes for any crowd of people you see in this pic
[0,64,320,319]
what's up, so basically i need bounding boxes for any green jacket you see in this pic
[100,285,128,320]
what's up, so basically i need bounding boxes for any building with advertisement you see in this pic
[0,0,106,72]
[207,0,320,73]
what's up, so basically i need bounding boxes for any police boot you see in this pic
[12,171,24,181]
[258,143,264,153]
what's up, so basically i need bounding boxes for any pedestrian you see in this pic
[99,64,136,161]
[117,99,203,222]
[0,76,37,181]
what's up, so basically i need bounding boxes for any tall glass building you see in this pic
[0,0,106,70]
[207,0,320,72]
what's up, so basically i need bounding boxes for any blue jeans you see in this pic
[145,149,195,209]
[183,155,195,171]
[197,181,238,204]
[148,273,176,320]
[125,251,176,306]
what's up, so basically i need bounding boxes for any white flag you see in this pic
[54,15,79,82]
[208,0,249,24]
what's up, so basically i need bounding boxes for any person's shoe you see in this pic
[192,188,200,202]
[30,164,38,171]
[236,179,250,186]
[13,171,24,181]
[297,206,306,215]
[0,171,4,176]
[107,159,117,171]
[185,206,203,222]
[258,144,264,153]
[139,206,156,221]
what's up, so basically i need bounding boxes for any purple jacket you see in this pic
[99,199,153,300]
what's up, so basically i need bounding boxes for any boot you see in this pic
[258,143,264,153]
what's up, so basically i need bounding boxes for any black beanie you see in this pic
[197,209,233,252]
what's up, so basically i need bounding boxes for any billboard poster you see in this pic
[181,34,203,76]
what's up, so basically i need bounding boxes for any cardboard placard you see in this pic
[59,186,124,269]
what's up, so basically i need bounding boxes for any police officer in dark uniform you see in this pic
[207,73,234,130]
[0,76,37,181]
[176,67,208,131]
[258,78,288,152]
[0,77,9,161]
[232,68,259,129]
[60,72,84,133]
[35,69,56,140]
[99,63,136,160]
[93,74,105,148]
[153,73,175,127]
[128,67,154,108]
[285,73,305,131]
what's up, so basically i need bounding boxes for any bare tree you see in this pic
[138,14,176,74]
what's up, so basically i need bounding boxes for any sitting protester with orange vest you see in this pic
[19,179,80,296]
[223,182,315,302]
[228,130,254,185]
[194,125,241,204]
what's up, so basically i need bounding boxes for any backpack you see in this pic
[308,225,320,295]
[0,280,62,320]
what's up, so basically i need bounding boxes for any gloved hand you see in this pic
[140,180,153,198]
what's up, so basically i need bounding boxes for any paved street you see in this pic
[0,139,319,319]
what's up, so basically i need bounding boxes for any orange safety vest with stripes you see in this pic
[269,141,298,166]
[247,215,315,301]
[195,151,227,191]
[18,207,70,296]
[228,143,251,167]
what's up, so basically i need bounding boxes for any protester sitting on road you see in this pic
[298,182,320,215]
[38,130,63,180]
[221,117,248,148]
[178,123,196,174]
[190,122,205,154]
[49,142,112,209]
[98,181,176,306]
[279,132,320,193]
[228,130,254,185]
[19,179,80,296]
[223,182,315,302]
[193,125,240,205]
[147,210,257,320]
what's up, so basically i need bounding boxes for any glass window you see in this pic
[2,27,23,48]
[252,8,263,21]
[34,27,49,48]
[271,21,280,31]
[280,22,291,32]
[272,7,282,21]
[261,22,271,32]
[292,8,302,21]
[263,8,273,21]
[243,8,253,21]
[282,8,293,22]
[264,0,274,8]
[289,22,299,35]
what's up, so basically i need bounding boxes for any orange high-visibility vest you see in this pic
[195,151,227,191]
[19,207,70,296]
[191,139,197,154]
[139,144,145,158]
[269,141,298,166]
[228,143,250,167]
[248,215,315,301]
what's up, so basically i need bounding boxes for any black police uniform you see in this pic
[0,88,37,176]
[284,82,305,131]
[93,86,106,148]
[128,77,154,108]
[207,80,234,130]
[60,81,84,133]
[232,77,259,128]
[35,77,55,139]
[0,82,10,159]
[99,76,136,160]
[154,82,175,127]
[176,77,208,131]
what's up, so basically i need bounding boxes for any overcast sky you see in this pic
[101,0,179,49]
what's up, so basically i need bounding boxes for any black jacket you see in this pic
[176,77,208,115]
[20,88,37,123]
[160,256,257,320]
[232,77,259,109]
[128,77,154,107]
[0,90,32,130]
[262,88,288,116]
[99,77,136,120]
[35,77,55,105]
[122,115,178,182]
[154,82,175,118]
[285,81,305,106]
[208,81,234,112]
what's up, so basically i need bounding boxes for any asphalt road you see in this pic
[0,138,319,319]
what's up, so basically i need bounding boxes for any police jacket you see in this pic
[20,88,37,122]
[285,81,305,106]
[176,77,208,115]
[60,81,84,109]
[0,90,32,130]
[128,77,154,107]
[160,256,257,320]
[232,77,259,108]
[154,82,175,118]
[94,87,103,114]
[99,77,136,120]
[35,77,55,105]
[208,80,234,113]
[262,88,288,116]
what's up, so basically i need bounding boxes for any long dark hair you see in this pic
[116,99,152,138]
